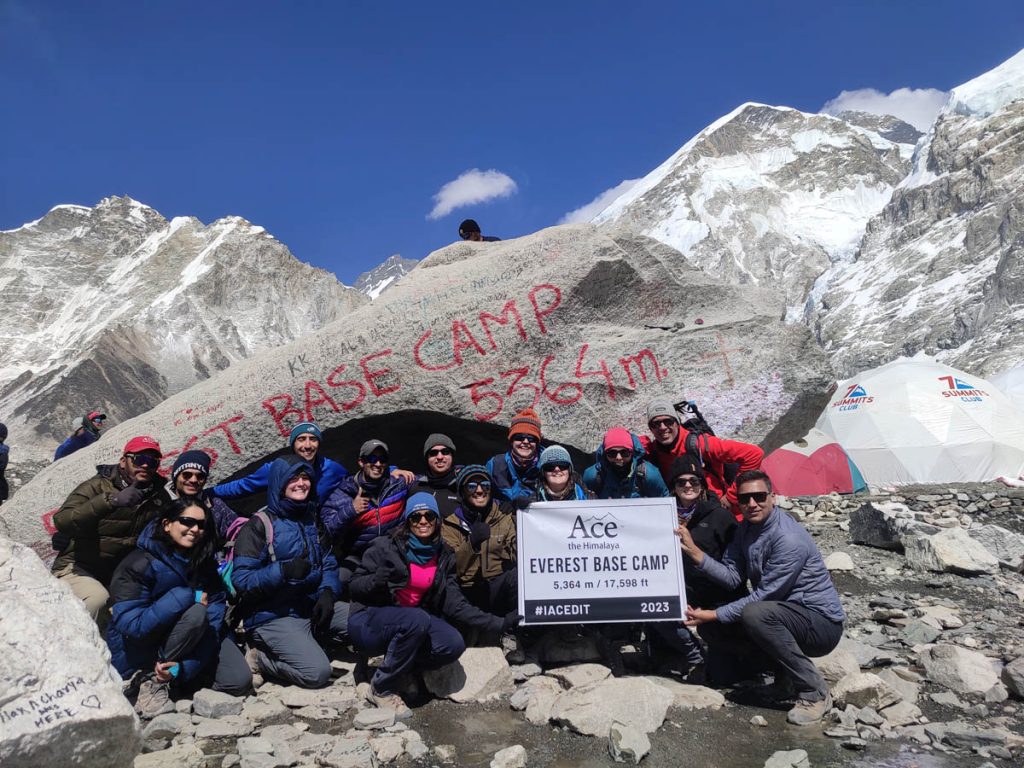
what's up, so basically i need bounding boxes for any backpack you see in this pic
[218,509,275,598]
[674,400,740,488]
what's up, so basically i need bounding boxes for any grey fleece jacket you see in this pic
[696,506,845,625]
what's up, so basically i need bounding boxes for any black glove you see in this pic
[281,558,312,581]
[110,482,146,508]
[469,521,491,549]
[311,591,334,632]
[502,610,521,632]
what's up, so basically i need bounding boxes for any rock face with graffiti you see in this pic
[0,223,832,555]
[0,537,140,767]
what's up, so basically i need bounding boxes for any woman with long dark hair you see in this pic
[107,498,251,718]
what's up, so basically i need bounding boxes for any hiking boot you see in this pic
[786,693,832,725]
[134,677,173,719]
[365,686,412,720]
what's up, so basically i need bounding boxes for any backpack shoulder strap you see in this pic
[684,431,702,465]
[253,510,276,563]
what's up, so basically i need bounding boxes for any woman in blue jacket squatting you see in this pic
[348,492,519,718]
[107,498,252,719]
[232,456,349,688]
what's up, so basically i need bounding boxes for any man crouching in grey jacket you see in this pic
[677,469,844,725]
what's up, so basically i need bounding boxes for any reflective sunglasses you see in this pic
[361,454,388,465]
[606,448,633,460]
[648,418,677,430]
[674,477,701,488]
[543,462,571,472]
[465,480,491,493]
[407,511,438,524]
[511,433,539,444]
[738,491,770,505]
[127,452,160,469]
[427,448,453,457]
[178,470,207,482]
[175,516,206,530]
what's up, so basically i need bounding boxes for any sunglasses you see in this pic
[606,448,633,460]
[648,418,677,430]
[175,516,206,530]
[127,452,160,469]
[427,448,453,457]
[675,477,701,488]
[361,454,388,465]
[543,462,571,472]
[407,511,438,523]
[511,433,539,444]
[738,491,770,505]
[178,470,207,482]
[465,480,491,493]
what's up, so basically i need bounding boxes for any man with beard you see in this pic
[413,434,461,518]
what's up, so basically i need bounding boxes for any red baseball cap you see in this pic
[88,411,107,422]
[123,435,162,456]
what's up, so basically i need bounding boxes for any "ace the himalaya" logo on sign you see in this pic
[832,384,874,411]
[938,376,989,402]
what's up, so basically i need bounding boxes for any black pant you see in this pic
[460,569,517,618]
[163,603,252,695]
[700,601,842,701]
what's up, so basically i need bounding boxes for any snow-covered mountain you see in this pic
[594,104,919,310]
[354,254,419,299]
[0,196,366,457]
[592,47,1024,380]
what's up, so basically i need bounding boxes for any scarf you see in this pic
[406,534,440,565]
[676,500,697,525]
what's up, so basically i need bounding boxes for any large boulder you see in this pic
[548,677,674,736]
[0,537,140,768]
[1,224,832,557]
[422,647,514,703]
[919,645,1001,694]
[903,528,1000,575]
[966,524,1024,572]
[848,501,939,551]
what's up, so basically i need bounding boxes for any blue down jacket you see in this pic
[106,521,227,682]
[211,453,350,503]
[581,432,670,499]
[232,459,341,629]
[320,473,410,560]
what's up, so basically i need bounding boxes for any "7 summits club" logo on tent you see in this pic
[832,384,874,411]
[938,376,990,402]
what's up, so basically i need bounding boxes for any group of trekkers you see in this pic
[46,399,845,726]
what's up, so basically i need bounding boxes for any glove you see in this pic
[469,521,491,549]
[502,611,521,632]
[311,591,334,632]
[281,558,312,581]
[110,482,146,508]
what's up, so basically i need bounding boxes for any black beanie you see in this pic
[669,455,705,485]
[459,219,481,238]
[172,450,212,481]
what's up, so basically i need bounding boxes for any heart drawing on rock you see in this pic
[80,695,101,709]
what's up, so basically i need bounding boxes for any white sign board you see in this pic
[516,497,686,625]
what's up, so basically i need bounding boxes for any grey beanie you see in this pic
[423,433,456,456]
[539,444,572,470]
[646,399,678,424]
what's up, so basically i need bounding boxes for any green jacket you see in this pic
[440,500,517,586]
[51,465,172,585]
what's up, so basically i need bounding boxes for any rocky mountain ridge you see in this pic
[353,254,419,299]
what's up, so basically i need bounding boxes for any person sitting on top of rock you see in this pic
[51,435,172,623]
[641,399,763,516]
[232,457,349,689]
[87,409,107,433]
[320,439,411,586]
[348,492,518,717]
[53,414,101,461]
[166,450,239,540]
[678,469,845,725]
[583,427,669,499]
[486,408,544,507]
[413,433,462,518]
[646,455,748,682]
[440,465,518,623]
[107,498,252,718]
[458,218,501,242]
[0,422,8,506]
[528,445,590,501]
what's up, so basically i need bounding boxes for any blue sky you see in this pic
[2,2,1023,285]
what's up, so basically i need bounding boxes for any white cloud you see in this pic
[427,168,517,220]
[821,86,949,132]
[558,178,643,224]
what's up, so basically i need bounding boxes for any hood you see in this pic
[135,519,189,580]
[595,431,646,476]
[267,456,316,516]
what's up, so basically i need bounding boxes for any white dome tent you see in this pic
[990,366,1024,411]
[815,357,1024,486]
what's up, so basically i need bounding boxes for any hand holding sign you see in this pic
[675,525,704,566]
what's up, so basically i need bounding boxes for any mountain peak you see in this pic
[354,254,420,299]
[946,47,1024,118]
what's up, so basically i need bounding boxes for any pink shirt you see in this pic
[395,559,438,607]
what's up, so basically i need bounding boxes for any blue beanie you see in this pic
[289,422,322,447]
[404,492,439,520]
[539,444,572,470]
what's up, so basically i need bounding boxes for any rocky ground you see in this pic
[120,483,1024,768]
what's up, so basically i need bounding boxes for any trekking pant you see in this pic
[160,603,252,695]
[248,603,349,689]
[348,606,465,696]
[460,569,518,619]
[54,563,109,624]
[702,601,843,701]
[647,622,705,668]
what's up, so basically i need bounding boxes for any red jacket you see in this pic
[641,430,764,518]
